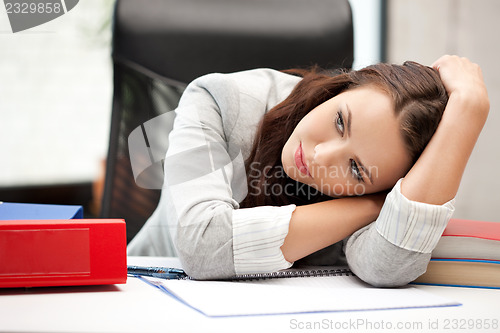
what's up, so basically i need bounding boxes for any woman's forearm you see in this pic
[281,193,385,262]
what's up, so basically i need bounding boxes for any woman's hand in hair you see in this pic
[432,55,489,123]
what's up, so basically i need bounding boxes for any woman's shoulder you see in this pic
[225,67,302,85]
[190,68,301,106]
[194,67,301,85]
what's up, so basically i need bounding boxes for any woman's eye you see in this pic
[350,159,364,182]
[335,111,344,135]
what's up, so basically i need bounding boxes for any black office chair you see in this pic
[101,0,354,243]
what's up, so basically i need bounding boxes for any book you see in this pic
[0,219,127,288]
[431,218,500,261]
[413,259,500,289]
[127,257,460,317]
[413,218,500,289]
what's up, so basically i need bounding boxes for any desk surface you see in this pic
[1,257,499,333]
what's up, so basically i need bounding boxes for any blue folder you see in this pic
[0,202,83,220]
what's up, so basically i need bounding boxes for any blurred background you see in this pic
[0,0,498,221]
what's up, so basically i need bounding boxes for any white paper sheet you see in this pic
[139,275,460,317]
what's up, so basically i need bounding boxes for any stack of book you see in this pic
[413,218,500,289]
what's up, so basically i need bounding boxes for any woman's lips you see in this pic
[294,143,311,177]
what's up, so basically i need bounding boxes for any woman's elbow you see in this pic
[174,227,236,280]
[345,223,433,287]
[345,233,432,287]
[175,239,208,279]
[352,254,430,287]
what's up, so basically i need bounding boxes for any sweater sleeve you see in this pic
[344,179,455,287]
[161,70,299,279]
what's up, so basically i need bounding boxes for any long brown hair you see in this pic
[240,62,448,208]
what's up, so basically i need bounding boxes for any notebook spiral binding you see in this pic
[228,267,354,281]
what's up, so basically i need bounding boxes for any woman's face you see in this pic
[281,85,412,197]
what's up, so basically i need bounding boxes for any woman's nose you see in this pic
[313,141,345,168]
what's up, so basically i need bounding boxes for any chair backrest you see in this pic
[101,0,354,243]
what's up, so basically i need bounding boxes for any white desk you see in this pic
[1,257,499,333]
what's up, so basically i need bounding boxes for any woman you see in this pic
[128,55,489,287]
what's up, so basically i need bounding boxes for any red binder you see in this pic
[0,219,127,288]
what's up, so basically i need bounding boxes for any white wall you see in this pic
[348,0,383,69]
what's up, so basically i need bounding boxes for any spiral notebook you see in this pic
[129,257,460,317]
[223,265,354,281]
